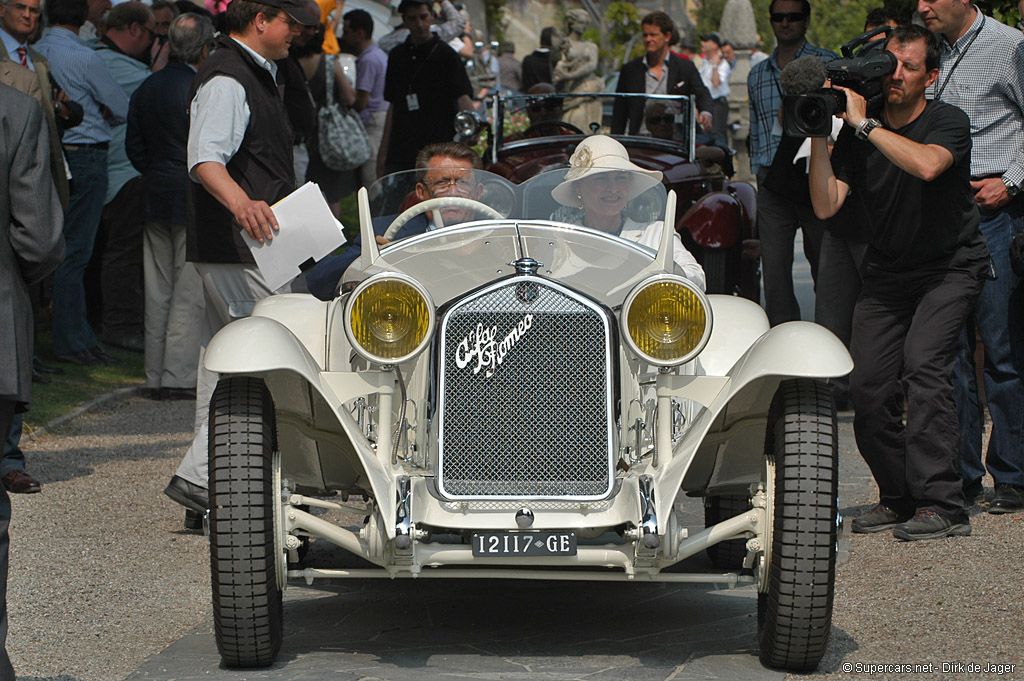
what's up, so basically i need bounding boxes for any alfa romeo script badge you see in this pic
[455,314,533,378]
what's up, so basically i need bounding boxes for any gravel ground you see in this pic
[8,395,209,681]
[7,395,1024,681]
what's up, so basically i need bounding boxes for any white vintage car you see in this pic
[202,166,852,672]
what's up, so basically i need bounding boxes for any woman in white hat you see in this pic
[552,135,706,289]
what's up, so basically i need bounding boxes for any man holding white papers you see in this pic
[164,0,319,527]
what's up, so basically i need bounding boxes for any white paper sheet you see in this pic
[241,182,347,290]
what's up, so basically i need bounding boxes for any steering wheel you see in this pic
[521,120,585,137]
[383,197,504,241]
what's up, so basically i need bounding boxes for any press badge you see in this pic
[406,93,420,111]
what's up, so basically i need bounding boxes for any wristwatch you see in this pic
[1002,178,1020,197]
[855,118,883,141]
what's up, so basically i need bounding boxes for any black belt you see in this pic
[970,173,1003,181]
[64,142,109,150]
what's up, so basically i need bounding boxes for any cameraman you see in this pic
[808,25,988,541]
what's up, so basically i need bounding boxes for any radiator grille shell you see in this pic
[437,277,615,500]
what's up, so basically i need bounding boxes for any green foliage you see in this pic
[483,0,505,42]
[805,0,885,53]
[602,2,646,67]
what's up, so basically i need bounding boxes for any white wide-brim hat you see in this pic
[552,135,663,207]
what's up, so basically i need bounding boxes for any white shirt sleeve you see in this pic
[187,75,251,180]
[623,221,707,291]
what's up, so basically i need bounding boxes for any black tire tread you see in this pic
[704,494,752,570]
[209,377,283,668]
[758,378,838,672]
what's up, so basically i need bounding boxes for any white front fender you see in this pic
[728,321,853,386]
[205,315,324,380]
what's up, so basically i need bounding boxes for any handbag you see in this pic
[318,54,372,171]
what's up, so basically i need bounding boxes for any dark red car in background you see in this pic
[458,92,759,300]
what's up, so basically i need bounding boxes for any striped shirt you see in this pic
[747,41,837,173]
[34,27,128,145]
[928,10,1024,187]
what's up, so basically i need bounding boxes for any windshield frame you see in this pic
[487,92,697,165]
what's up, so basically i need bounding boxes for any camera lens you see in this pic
[795,98,827,127]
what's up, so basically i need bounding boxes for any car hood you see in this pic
[342,221,671,308]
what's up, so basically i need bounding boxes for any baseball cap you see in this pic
[259,0,319,26]
[699,31,722,46]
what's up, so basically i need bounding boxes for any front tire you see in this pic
[757,379,838,672]
[209,377,284,668]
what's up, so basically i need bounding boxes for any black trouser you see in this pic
[86,177,145,336]
[850,260,985,522]
[0,400,16,681]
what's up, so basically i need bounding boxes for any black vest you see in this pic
[186,36,295,263]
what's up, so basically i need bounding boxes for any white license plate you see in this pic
[471,531,577,557]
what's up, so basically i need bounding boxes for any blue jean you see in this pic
[0,415,23,477]
[954,197,1024,491]
[53,147,108,356]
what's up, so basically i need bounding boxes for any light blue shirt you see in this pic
[34,27,129,145]
[187,38,277,180]
[0,26,33,71]
[94,40,151,203]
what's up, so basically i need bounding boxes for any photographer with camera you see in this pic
[808,25,989,541]
[920,0,1024,515]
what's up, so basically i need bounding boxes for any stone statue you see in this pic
[551,9,603,131]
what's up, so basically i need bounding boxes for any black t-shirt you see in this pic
[831,100,987,271]
[383,36,473,171]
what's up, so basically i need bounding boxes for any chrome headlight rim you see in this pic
[344,272,436,366]
[453,110,482,140]
[620,274,713,367]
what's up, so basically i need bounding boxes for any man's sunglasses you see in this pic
[770,11,806,22]
[528,99,561,113]
[646,114,674,125]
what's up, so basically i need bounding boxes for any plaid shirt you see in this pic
[928,11,1024,187]
[747,41,838,173]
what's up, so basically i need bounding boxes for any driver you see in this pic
[552,135,706,289]
[306,142,484,300]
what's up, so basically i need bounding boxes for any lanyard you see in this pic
[934,15,985,100]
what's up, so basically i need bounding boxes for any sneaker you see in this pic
[893,510,971,541]
[852,503,907,533]
[989,484,1024,514]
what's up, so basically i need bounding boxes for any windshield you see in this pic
[494,92,696,147]
[366,167,667,236]
[518,167,668,233]
[366,167,516,235]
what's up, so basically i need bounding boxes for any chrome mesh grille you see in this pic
[438,278,613,499]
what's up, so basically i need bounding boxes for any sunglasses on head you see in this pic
[528,99,560,113]
[770,11,805,22]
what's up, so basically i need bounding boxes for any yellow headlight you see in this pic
[348,277,433,362]
[624,279,710,365]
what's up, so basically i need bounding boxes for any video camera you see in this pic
[782,26,897,137]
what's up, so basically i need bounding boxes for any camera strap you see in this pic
[933,15,985,100]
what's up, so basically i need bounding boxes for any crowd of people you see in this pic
[1,0,1023,673]
[752,0,1024,540]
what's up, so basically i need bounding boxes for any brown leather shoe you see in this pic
[2,470,41,494]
